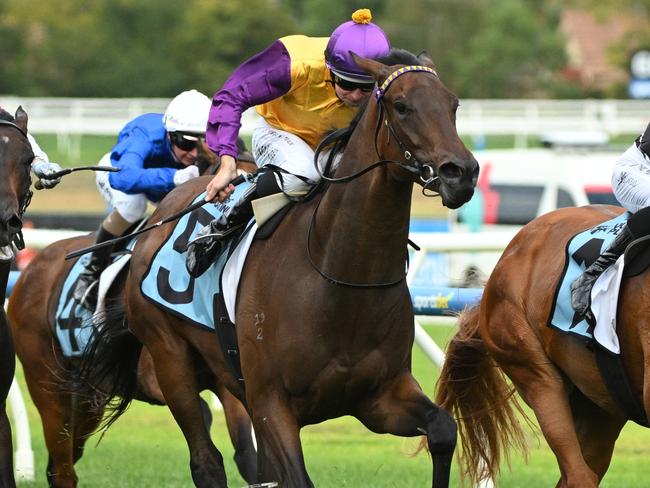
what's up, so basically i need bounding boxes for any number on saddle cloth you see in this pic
[140,181,255,331]
[55,239,137,357]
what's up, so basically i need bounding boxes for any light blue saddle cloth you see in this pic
[549,211,631,340]
[140,181,254,330]
[55,254,97,357]
[55,239,136,357]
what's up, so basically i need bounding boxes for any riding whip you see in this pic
[64,171,257,260]
[34,166,121,190]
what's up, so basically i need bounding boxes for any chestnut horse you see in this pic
[81,50,478,487]
[0,107,36,488]
[435,204,650,487]
[7,148,258,488]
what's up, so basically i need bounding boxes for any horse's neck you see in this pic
[314,115,413,282]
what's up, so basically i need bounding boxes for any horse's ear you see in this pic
[14,106,28,134]
[350,52,391,83]
[417,51,436,70]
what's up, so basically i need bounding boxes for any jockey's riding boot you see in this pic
[186,184,258,278]
[186,172,281,278]
[73,226,117,310]
[570,223,635,319]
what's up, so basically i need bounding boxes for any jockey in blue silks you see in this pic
[74,89,212,309]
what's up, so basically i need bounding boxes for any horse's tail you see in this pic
[435,305,529,486]
[71,303,142,431]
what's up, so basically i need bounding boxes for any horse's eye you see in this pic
[394,101,408,115]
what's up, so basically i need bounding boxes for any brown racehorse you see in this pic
[79,49,478,487]
[0,106,36,488]
[434,204,650,488]
[7,149,258,488]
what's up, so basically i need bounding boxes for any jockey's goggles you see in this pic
[332,75,375,93]
[169,132,204,151]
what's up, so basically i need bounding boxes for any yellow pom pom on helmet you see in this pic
[351,9,372,24]
[325,9,390,83]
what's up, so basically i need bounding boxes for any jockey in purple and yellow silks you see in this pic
[186,9,390,277]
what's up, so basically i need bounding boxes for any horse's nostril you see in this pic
[438,162,463,181]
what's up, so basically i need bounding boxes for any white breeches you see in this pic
[96,153,148,223]
[612,143,650,213]
[252,118,337,194]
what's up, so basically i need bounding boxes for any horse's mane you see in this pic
[316,49,423,174]
[0,108,14,123]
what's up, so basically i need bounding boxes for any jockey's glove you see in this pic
[31,160,63,189]
[173,165,200,186]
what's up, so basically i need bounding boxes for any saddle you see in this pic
[597,233,650,426]
[622,234,650,277]
[547,213,650,426]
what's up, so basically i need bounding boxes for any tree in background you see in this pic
[569,0,650,97]
[279,0,385,36]
[0,0,296,97]
[378,0,567,98]
[177,0,296,97]
[0,0,645,98]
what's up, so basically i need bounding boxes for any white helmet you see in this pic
[163,89,211,134]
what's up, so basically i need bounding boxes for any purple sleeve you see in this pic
[207,40,292,158]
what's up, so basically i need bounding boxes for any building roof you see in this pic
[560,9,648,90]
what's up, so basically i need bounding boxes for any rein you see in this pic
[306,65,437,288]
[0,119,28,138]
[0,119,34,250]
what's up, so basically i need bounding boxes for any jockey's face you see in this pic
[172,145,198,166]
[169,132,203,166]
[332,75,374,108]
[334,83,372,107]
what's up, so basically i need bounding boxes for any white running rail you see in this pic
[7,379,34,481]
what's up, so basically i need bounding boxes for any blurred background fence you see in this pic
[2,96,650,147]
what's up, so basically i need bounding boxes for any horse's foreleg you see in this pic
[0,407,13,488]
[248,392,312,488]
[146,336,227,488]
[0,312,15,488]
[216,386,257,484]
[33,391,76,488]
[355,372,456,488]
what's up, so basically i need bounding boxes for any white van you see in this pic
[457,148,620,230]
[449,148,621,285]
